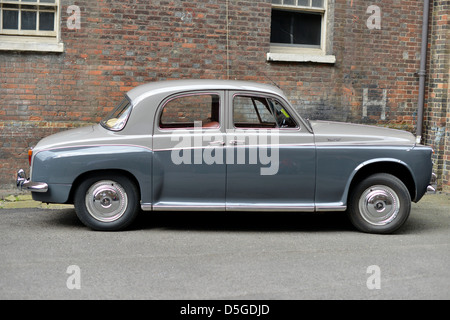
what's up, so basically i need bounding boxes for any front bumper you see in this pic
[427,172,437,194]
[16,169,48,193]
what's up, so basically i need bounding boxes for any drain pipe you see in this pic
[416,0,430,144]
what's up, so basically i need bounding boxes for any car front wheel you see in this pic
[348,173,411,234]
[74,174,140,231]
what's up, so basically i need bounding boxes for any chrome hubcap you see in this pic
[358,185,400,226]
[85,180,128,222]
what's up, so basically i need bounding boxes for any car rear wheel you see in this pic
[348,173,411,234]
[74,173,140,231]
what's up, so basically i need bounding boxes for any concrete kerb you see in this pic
[0,189,74,210]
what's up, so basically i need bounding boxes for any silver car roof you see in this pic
[126,79,286,104]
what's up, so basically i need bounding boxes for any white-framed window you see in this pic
[268,0,335,63]
[0,0,63,52]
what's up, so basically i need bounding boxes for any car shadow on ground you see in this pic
[135,210,355,233]
[51,207,444,234]
[52,208,354,233]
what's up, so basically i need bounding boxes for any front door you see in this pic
[225,92,316,211]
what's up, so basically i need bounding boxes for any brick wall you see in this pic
[424,0,450,192]
[0,0,448,191]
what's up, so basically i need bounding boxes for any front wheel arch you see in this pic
[347,161,416,203]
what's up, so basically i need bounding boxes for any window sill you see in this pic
[267,52,336,64]
[0,37,64,53]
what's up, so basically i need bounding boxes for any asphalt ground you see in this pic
[0,193,449,301]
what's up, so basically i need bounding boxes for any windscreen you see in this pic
[100,98,132,131]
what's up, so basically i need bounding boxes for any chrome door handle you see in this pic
[229,140,245,145]
[209,141,225,146]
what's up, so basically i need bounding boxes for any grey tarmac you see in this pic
[0,193,448,300]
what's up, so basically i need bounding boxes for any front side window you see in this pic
[101,98,133,131]
[160,93,220,129]
[233,95,297,129]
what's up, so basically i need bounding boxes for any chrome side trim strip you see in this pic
[315,205,347,212]
[142,202,347,213]
[226,203,315,212]
[141,203,153,211]
[152,202,225,211]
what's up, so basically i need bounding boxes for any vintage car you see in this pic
[16,80,436,233]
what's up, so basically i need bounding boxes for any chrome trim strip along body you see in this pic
[315,205,347,212]
[152,202,224,211]
[143,202,347,212]
[141,203,152,211]
[34,142,153,157]
[226,204,315,212]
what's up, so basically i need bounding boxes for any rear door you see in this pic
[152,91,226,210]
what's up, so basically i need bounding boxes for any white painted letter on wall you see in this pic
[363,88,387,120]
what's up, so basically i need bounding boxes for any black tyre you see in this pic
[74,173,140,231]
[348,173,411,234]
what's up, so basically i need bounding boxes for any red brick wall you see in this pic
[424,0,450,191]
[1,0,448,191]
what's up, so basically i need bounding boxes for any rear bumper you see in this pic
[16,169,48,193]
[427,172,437,194]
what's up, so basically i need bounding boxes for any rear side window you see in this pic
[159,93,220,129]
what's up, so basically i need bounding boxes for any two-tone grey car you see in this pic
[17,80,436,233]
